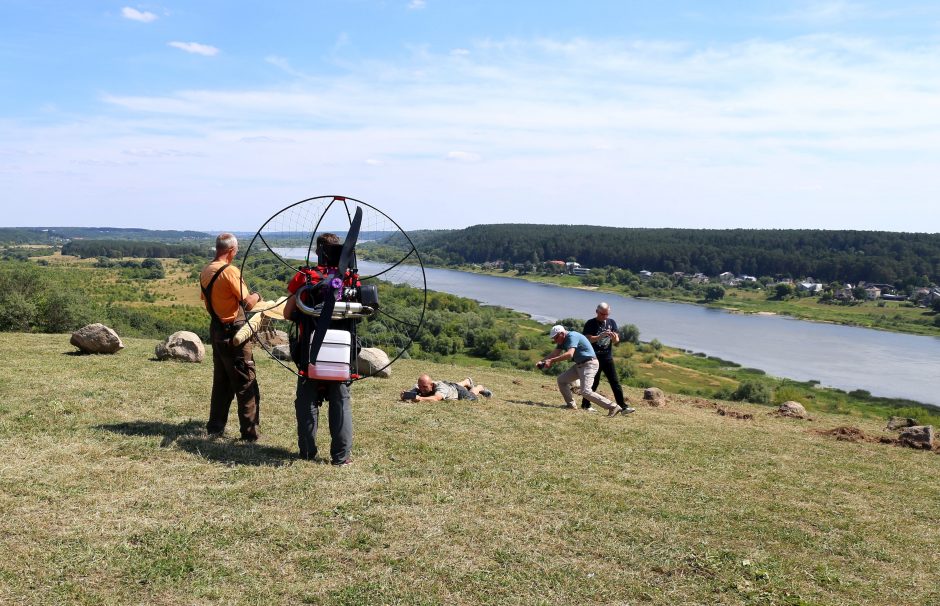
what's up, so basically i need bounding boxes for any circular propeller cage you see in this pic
[238,196,427,379]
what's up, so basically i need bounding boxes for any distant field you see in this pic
[1,333,938,605]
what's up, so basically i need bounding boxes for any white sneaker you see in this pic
[621,406,637,415]
[563,403,577,409]
[584,406,598,413]
[607,405,623,417]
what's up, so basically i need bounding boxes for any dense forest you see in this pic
[62,240,209,259]
[386,225,940,285]
[0,227,210,244]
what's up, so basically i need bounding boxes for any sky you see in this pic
[2,1,940,233]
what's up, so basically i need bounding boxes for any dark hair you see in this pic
[315,233,342,265]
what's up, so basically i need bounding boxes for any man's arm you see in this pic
[283,293,297,320]
[414,393,444,402]
[540,347,574,368]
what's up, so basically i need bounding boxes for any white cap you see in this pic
[549,325,566,339]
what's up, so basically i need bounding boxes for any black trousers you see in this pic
[581,356,626,409]
[294,379,352,463]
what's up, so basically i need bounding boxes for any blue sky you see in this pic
[2,1,940,233]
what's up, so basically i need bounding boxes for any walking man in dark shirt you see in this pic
[581,302,636,414]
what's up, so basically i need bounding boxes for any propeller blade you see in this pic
[338,206,363,274]
[307,293,336,364]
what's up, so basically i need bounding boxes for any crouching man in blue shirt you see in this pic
[537,325,631,417]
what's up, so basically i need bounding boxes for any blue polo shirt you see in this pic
[562,330,596,363]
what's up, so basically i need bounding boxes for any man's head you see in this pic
[595,302,610,321]
[315,232,342,266]
[549,324,567,345]
[215,233,238,260]
[417,374,434,396]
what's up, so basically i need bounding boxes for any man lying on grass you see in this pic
[401,374,493,402]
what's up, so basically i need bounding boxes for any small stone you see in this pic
[643,387,667,407]
[898,425,934,450]
[886,416,919,431]
[777,401,808,419]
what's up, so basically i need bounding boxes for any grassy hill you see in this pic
[1,333,938,605]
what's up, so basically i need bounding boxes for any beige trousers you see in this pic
[557,358,616,410]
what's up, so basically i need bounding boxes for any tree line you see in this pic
[388,225,940,286]
[62,240,209,259]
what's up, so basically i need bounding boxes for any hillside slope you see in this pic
[1,333,937,605]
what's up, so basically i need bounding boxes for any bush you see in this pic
[730,380,773,404]
[620,324,640,345]
[0,291,37,332]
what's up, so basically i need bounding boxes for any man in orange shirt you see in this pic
[200,233,262,441]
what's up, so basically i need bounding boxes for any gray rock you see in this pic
[256,329,289,348]
[70,323,124,354]
[886,416,919,431]
[155,331,205,363]
[778,401,808,419]
[357,347,392,378]
[271,344,292,361]
[898,425,934,450]
[643,387,667,407]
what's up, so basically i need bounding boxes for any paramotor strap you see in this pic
[200,263,231,325]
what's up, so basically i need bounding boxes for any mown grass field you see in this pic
[1,333,938,605]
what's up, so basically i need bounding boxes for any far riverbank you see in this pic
[441,264,940,338]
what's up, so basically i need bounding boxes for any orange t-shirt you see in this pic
[200,260,250,323]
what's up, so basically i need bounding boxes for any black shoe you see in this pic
[480,388,493,398]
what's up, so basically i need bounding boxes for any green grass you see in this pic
[2,332,938,605]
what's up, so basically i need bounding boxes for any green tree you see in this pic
[0,291,37,331]
[704,284,725,302]
[774,283,795,300]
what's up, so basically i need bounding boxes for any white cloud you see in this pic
[122,7,158,23]
[408,0,427,10]
[168,41,219,56]
[445,151,481,162]
[11,33,940,231]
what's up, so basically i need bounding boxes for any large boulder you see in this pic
[70,323,124,354]
[886,416,919,431]
[256,329,289,348]
[643,387,667,407]
[898,425,934,450]
[357,347,392,378]
[271,344,292,361]
[778,401,808,419]
[155,331,205,363]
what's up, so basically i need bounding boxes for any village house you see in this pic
[799,281,824,294]
[864,286,882,300]
[690,272,709,284]
[718,271,735,284]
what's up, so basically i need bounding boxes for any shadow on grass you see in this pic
[504,398,559,409]
[96,420,295,467]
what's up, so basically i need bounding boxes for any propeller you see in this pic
[307,206,362,364]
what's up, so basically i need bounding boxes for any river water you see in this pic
[355,260,940,407]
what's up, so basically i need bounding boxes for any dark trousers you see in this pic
[208,324,260,439]
[295,379,352,463]
[582,356,626,409]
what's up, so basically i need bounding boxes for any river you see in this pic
[273,249,940,406]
